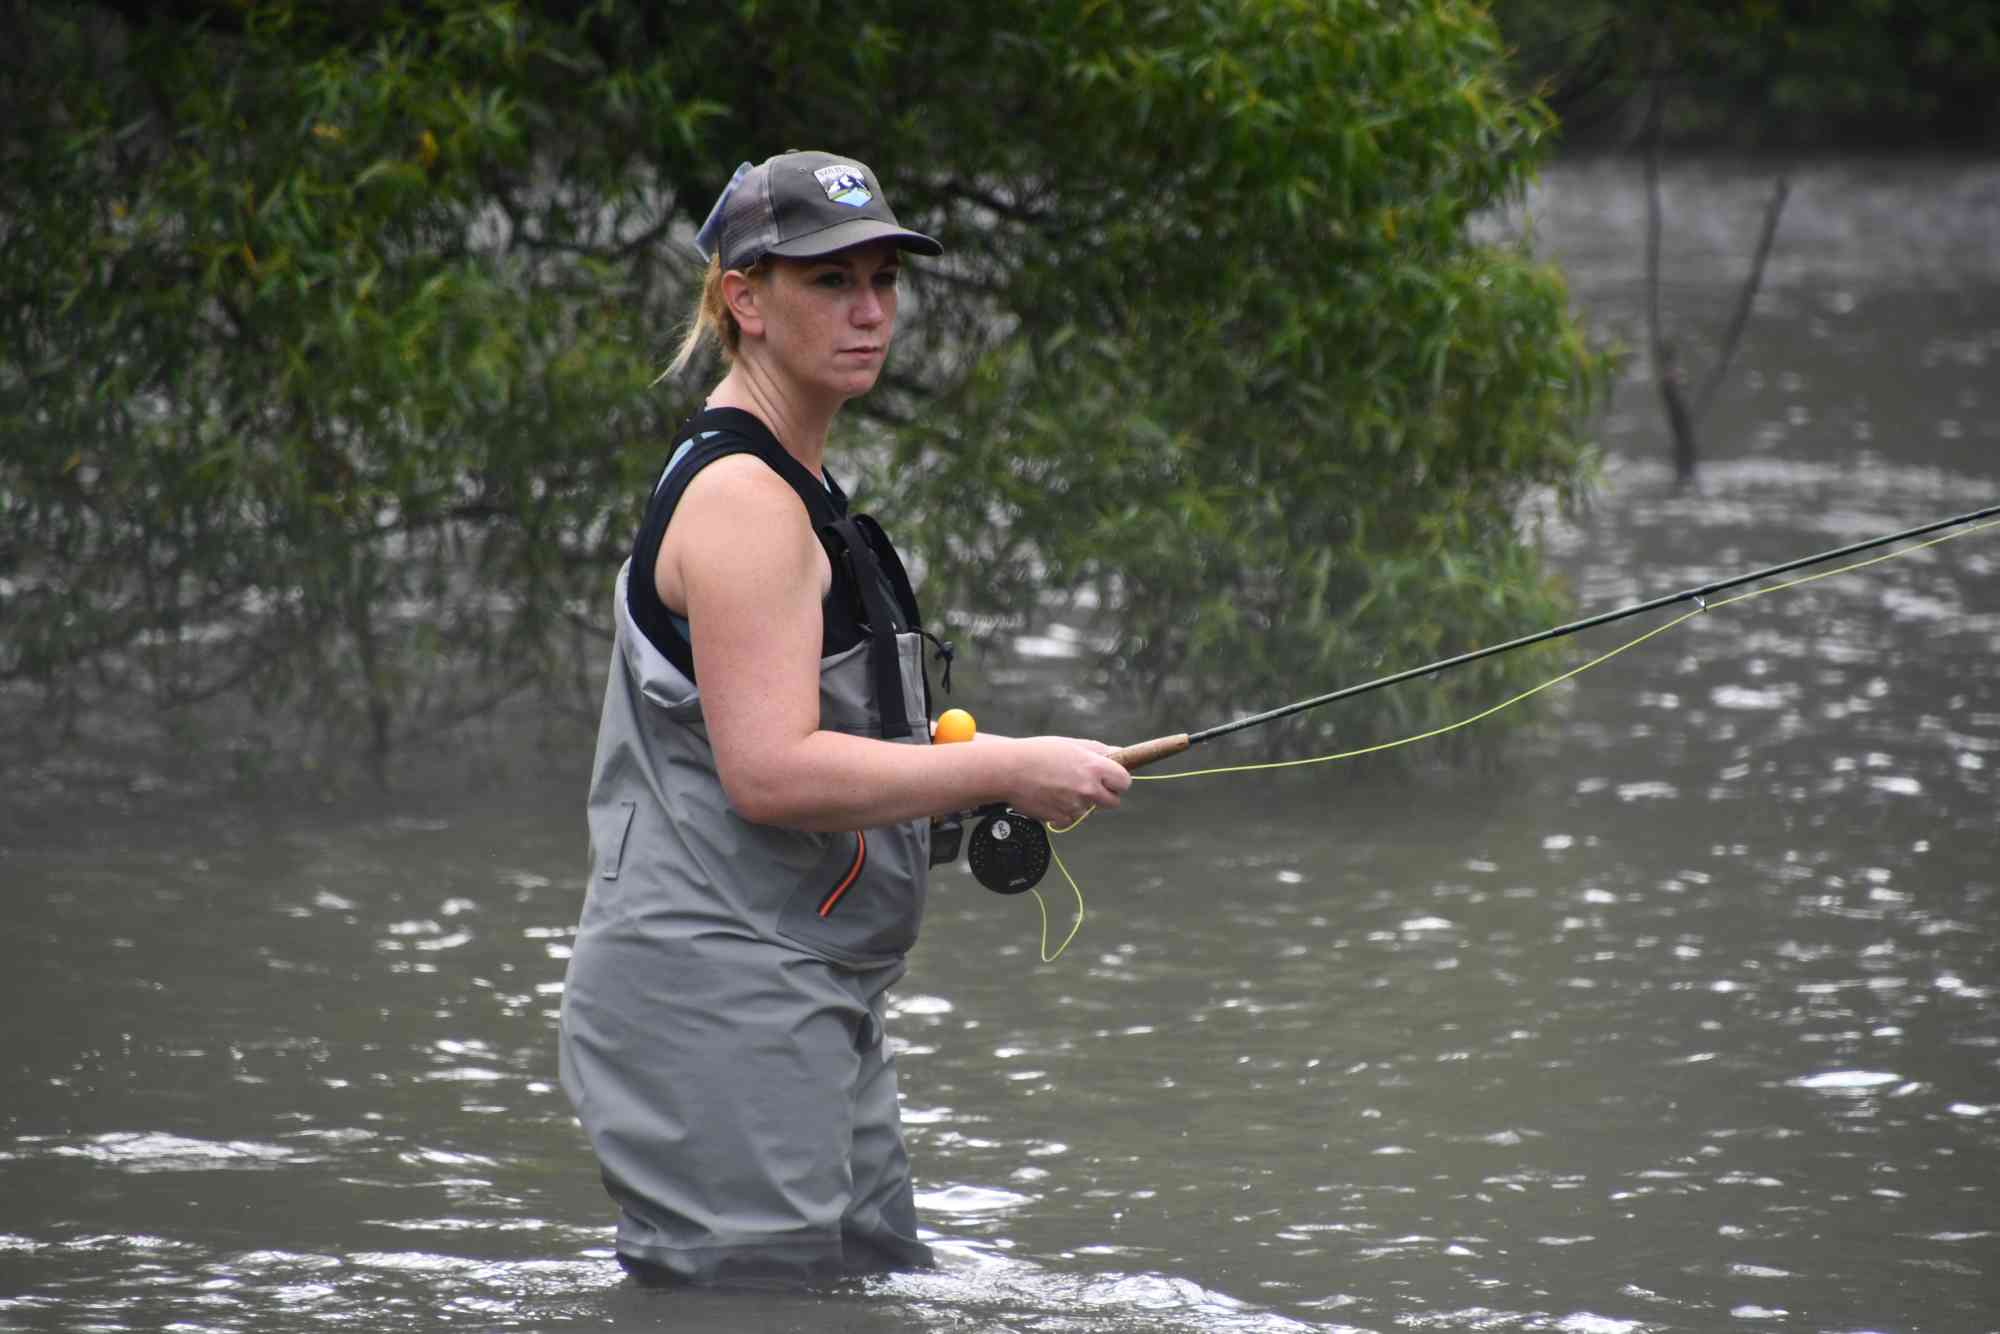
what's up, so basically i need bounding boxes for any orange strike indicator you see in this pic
[932,708,976,744]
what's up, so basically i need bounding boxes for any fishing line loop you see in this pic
[1027,843,1088,961]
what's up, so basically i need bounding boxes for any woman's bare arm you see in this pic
[660,458,1130,831]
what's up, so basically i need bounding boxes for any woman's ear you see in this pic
[720,268,765,340]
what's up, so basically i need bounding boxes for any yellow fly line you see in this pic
[1024,516,2000,961]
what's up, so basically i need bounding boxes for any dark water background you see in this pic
[3,158,1997,1332]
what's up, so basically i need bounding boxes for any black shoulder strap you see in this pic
[627,408,846,683]
[849,514,923,630]
[822,515,919,741]
[652,407,844,529]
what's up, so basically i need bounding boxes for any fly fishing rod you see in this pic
[941,499,2000,896]
[1102,499,2000,773]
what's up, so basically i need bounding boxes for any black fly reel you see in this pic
[929,804,1051,894]
[966,806,1051,894]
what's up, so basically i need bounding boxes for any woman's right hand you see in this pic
[999,736,1133,826]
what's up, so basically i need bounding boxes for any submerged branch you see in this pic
[1696,177,1791,422]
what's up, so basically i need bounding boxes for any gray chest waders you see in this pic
[557,411,942,1282]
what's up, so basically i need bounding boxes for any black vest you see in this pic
[627,406,935,740]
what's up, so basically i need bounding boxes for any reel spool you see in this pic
[966,808,1051,895]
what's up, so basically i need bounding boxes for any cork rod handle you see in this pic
[1107,732,1191,772]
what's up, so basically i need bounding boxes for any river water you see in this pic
[3,158,1996,1332]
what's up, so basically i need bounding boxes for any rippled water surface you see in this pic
[4,160,1997,1332]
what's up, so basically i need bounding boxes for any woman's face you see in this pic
[744,240,902,403]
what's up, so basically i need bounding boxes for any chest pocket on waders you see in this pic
[776,815,930,966]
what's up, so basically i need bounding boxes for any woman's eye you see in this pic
[815,271,849,288]
[874,271,900,289]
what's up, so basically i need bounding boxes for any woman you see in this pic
[558,150,1132,1285]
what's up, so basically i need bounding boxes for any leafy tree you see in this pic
[2,0,1606,781]
[3,0,697,777]
[882,1,1603,749]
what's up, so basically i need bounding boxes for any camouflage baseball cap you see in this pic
[694,150,943,272]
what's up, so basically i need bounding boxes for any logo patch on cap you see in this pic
[814,164,872,208]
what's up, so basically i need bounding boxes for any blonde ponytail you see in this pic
[662,254,765,380]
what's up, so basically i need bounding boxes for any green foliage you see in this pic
[877,1,1605,745]
[3,0,695,766]
[1490,0,2000,146]
[2,0,1606,772]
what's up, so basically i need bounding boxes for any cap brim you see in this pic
[765,217,943,261]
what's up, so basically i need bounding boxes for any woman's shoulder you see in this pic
[663,408,833,516]
[657,409,770,486]
[678,449,807,521]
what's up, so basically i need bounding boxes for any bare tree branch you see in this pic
[1642,28,1787,489]
[1642,55,1698,486]
[1696,176,1790,421]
